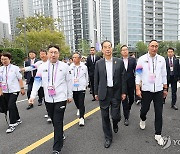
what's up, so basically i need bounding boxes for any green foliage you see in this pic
[16,14,60,32]
[113,43,122,57]
[78,39,90,56]
[0,48,25,66]
[136,41,148,56]
[14,15,70,59]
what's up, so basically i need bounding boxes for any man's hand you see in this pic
[20,68,25,72]
[121,94,126,100]
[0,90,3,96]
[136,89,142,98]
[67,98,73,103]
[20,89,25,95]
[28,98,35,104]
[163,90,168,98]
[95,95,99,101]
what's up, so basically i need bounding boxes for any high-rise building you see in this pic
[57,0,101,52]
[99,0,114,45]
[0,21,10,43]
[114,0,180,48]
[8,0,33,39]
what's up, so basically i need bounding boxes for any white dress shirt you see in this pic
[123,57,128,70]
[0,64,22,93]
[105,57,113,87]
[30,60,73,103]
[136,53,167,92]
[69,62,89,91]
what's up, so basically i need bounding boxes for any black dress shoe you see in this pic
[26,104,34,110]
[171,105,178,110]
[104,139,111,148]
[113,123,118,133]
[124,119,129,126]
[38,102,42,106]
[92,98,96,101]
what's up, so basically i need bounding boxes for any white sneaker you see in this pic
[76,109,80,116]
[44,114,48,118]
[16,119,22,126]
[140,120,146,129]
[155,135,164,146]
[47,118,52,122]
[6,126,15,133]
[79,118,85,126]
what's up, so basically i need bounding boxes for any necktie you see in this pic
[31,60,34,77]
[170,58,174,75]
[93,56,95,63]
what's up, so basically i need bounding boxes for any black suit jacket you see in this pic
[24,58,39,84]
[122,57,136,87]
[86,55,100,77]
[165,57,180,81]
[94,57,127,102]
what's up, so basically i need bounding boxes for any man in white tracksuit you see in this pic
[29,45,72,154]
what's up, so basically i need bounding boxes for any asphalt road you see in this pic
[0,88,180,154]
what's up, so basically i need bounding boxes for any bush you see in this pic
[0,48,25,66]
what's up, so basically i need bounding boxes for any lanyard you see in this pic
[147,54,157,73]
[74,66,81,78]
[2,64,11,82]
[48,61,59,85]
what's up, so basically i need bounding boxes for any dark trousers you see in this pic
[167,76,177,106]
[45,101,67,152]
[99,87,121,141]
[73,90,85,118]
[140,91,163,135]
[89,75,95,98]
[27,77,44,103]
[4,92,20,124]
[122,84,135,119]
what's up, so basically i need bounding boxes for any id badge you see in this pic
[1,83,7,91]
[73,79,80,87]
[48,86,56,96]
[148,73,156,83]
[170,66,173,72]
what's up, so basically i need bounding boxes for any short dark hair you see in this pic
[101,40,112,49]
[28,50,36,55]
[48,45,60,51]
[73,52,82,58]
[39,49,47,54]
[167,47,174,52]
[120,45,128,50]
[90,47,95,50]
[2,52,12,60]
[149,40,158,44]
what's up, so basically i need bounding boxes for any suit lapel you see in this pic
[113,57,116,77]
[102,58,107,78]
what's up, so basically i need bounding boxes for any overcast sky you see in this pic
[0,0,10,29]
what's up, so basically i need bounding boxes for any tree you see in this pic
[14,29,70,59]
[136,41,147,56]
[16,14,60,32]
[113,43,122,57]
[175,41,180,56]
[158,41,175,56]
[14,15,70,59]
[78,39,90,56]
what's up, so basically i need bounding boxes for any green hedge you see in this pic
[0,48,25,66]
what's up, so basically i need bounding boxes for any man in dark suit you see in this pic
[120,45,136,126]
[94,40,126,148]
[25,50,43,109]
[86,47,100,101]
[164,47,180,110]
